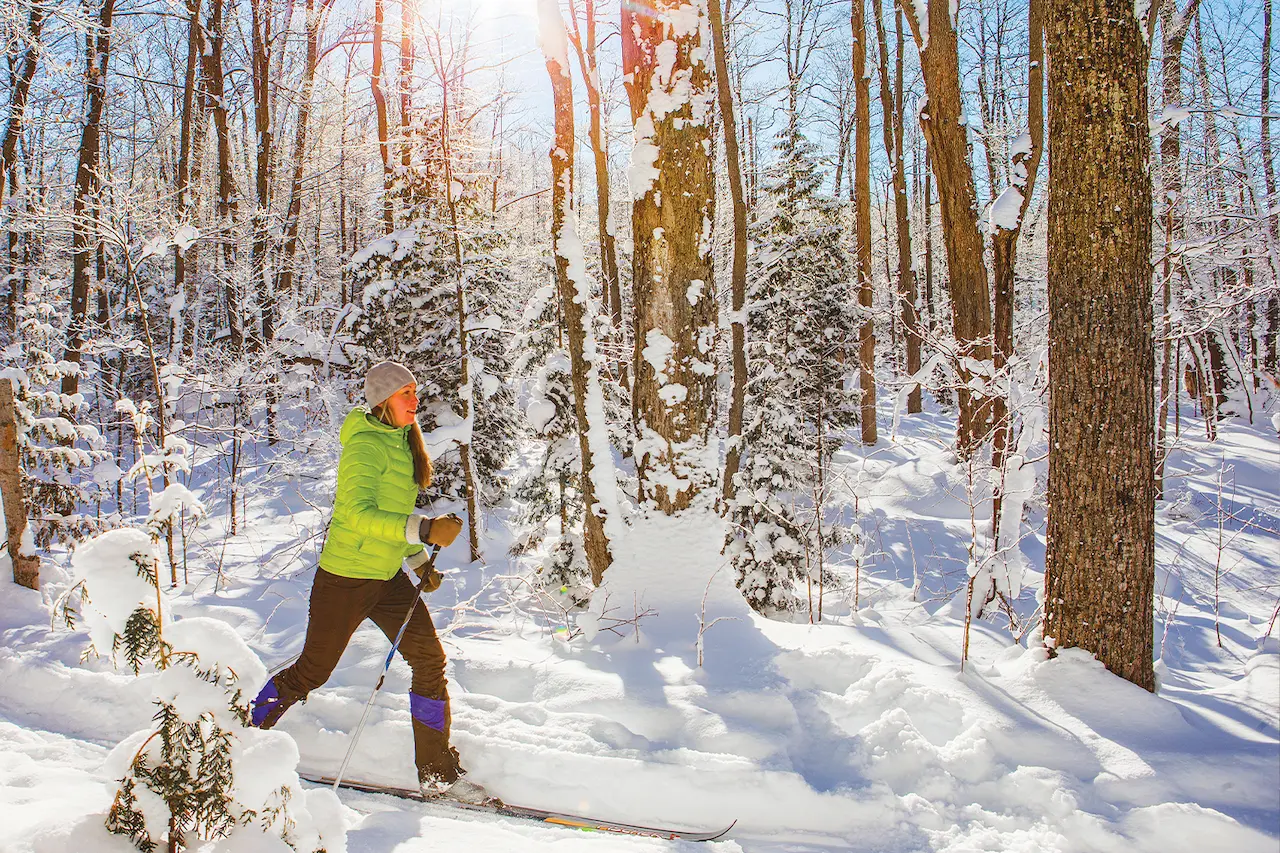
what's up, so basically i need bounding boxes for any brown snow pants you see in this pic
[273,567,459,782]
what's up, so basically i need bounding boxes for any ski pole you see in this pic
[332,543,442,793]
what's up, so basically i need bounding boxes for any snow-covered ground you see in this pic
[1,400,1277,853]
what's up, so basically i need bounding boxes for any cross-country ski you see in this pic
[297,771,737,842]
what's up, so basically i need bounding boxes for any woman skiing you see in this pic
[250,361,488,802]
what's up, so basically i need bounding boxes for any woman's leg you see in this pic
[254,569,386,728]
[367,571,455,783]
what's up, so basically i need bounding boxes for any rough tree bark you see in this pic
[853,0,876,444]
[538,0,615,584]
[901,0,993,455]
[1044,0,1156,692]
[622,0,718,513]
[709,0,749,502]
[0,380,38,589]
[63,0,117,398]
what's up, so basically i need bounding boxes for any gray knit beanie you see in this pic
[364,361,417,409]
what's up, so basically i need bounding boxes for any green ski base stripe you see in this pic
[297,771,735,842]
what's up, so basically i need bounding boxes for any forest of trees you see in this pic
[0,0,1275,694]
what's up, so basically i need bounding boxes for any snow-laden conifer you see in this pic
[0,299,116,547]
[511,283,590,599]
[59,529,340,852]
[724,128,859,615]
[348,224,518,507]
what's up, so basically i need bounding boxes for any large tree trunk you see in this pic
[63,0,117,398]
[622,0,717,513]
[901,0,993,455]
[538,0,616,584]
[0,380,38,589]
[989,0,1044,529]
[1044,0,1156,692]
[708,0,749,502]
[853,0,876,444]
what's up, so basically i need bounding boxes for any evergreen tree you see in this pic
[349,221,518,507]
[510,283,590,600]
[0,297,115,547]
[724,128,858,615]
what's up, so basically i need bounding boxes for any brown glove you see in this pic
[420,567,444,593]
[420,513,464,548]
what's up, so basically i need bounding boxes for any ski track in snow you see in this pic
[0,399,1277,853]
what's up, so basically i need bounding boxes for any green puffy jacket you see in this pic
[319,407,425,580]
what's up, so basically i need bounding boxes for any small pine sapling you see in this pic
[58,529,337,852]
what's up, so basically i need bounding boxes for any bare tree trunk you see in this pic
[874,0,921,414]
[63,0,117,398]
[567,0,623,340]
[708,0,749,502]
[174,0,203,359]
[0,380,38,589]
[249,0,275,348]
[924,148,935,334]
[538,0,615,584]
[622,0,718,512]
[0,4,43,214]
[372,0,395,233]
[438,75,482,561]
[990,0,1044,531]
[854,0,876,444]
[201,0,243,354]
[1262,0,1278,375]
[400,0,415,186]
[901,0,993,454]
[277,0,334,296]
[1045,0,1156,692]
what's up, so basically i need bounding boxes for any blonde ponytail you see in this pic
[371,405,434,489]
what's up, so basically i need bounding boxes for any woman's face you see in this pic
[383,383,418,428]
